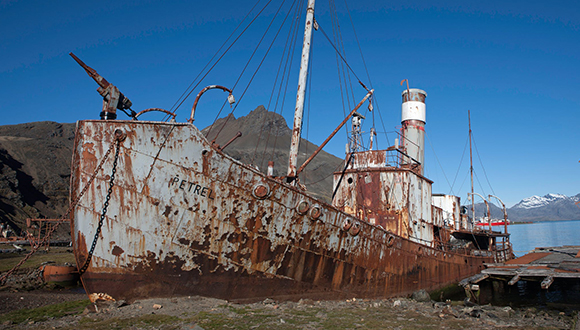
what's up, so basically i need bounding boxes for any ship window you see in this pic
[347,177,353,184]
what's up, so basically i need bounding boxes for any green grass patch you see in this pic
[74,314,181,330]
[289,308,321,317]
[189,309,287,330]
[225,304,253,315]
[0,246,75,272]
[0,299,89,324]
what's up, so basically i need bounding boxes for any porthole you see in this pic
[309,204,322,220]
[342,218,353,231]
[252,183,270,199]
[386,234,395,247]
[296,200,309,214]
[349,222,361,236]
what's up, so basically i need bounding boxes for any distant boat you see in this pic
[475,217,511,227]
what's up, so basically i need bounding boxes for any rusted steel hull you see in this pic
[70,120,497,302]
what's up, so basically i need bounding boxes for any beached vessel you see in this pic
[69,0,512,302]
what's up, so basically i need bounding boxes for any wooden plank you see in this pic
[541,276,554,289]
[508,274,520,285]
[483,268,580,279]
[505,252,551,265]
[472,273,490,283]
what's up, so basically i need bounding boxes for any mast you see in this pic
[469,110,475,229]
[287,0,315,182]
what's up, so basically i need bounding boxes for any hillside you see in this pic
[0,122,75,239]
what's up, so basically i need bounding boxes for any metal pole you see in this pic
[469,192,492,250]
[287,0,316,182]
[468,110,474,230]
[489,194,509,242]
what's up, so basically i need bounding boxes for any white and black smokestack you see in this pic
[401,88,427,175]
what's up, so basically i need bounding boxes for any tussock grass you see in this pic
[0,246,75,272]
[0,299,89,324]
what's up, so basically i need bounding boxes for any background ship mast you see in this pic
[469,110,475,228]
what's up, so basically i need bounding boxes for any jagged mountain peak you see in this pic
[513,193,570,209]
[202,105,291,143]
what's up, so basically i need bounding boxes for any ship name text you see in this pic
[170,176,215,200]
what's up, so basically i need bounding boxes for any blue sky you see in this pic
[1,0,579,207]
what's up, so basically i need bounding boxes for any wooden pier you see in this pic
[461,246,580,305]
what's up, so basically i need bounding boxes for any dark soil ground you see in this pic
[1,247,579,329]
[0,289,578,329]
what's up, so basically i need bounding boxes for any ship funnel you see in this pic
[401,88,427,174]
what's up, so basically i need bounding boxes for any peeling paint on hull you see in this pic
[70,120,502,302]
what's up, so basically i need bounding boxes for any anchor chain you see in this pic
[0,135,120,285]
[78,138,121,275]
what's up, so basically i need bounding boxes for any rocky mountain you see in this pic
[0,121,76,239]
[467,193,580,222]
[0,107,344,239]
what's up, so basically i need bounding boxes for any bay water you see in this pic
[508,220,580,257]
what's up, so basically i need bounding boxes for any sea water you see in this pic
[508,220,580,257]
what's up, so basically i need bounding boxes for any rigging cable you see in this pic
[168,0,274,121]
[424,132,455,195]
[166,0,264,119]
[450,136,469,194]
[316,24,365,88]
[456,167,470,193]
[343,0,388,150]
[250,0,303,168]
[209,0,294,140]
[329,0,352,114]
[472,132,496,196]
[328,0,349,131]
[259,1,304,169]
[332,0,357,117]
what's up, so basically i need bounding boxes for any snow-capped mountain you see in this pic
[466,193,580,222]
[512,193,576,210]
